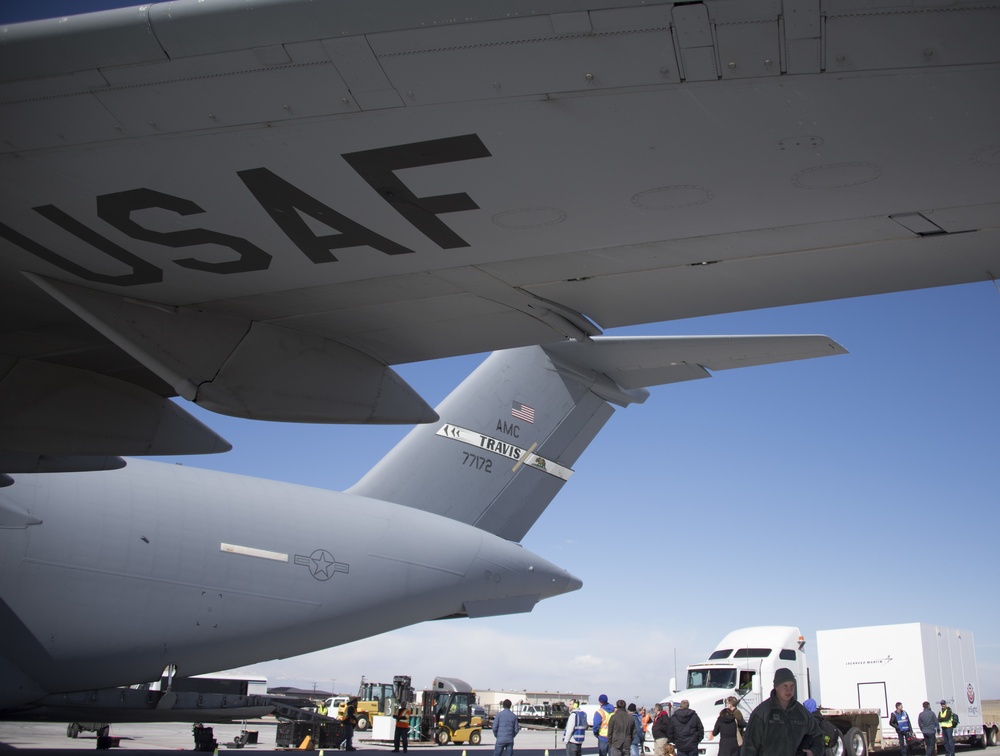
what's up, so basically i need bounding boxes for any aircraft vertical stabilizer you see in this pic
[348,335,845,541]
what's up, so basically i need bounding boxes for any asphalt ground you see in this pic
[0,721,577,755]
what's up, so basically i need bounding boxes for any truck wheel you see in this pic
[435,729,450,746]
[356,716,370,732]
[989,726,999,747]
[67,723,80,739]
[825,731,845,756]
[843,727,866,756]
[470,731,482,745]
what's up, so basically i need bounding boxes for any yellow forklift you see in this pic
[419,677,483,746]
[339,675,414,731]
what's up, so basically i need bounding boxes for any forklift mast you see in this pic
[392,676,413,707]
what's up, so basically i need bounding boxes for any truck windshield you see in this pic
[686,668,737,689]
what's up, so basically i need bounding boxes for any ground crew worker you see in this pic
[593,694,615,756]
[564,701,588,756]
[393,706,410,752]
[317,700,329,717]
[938,700,958,756]
[889,702,913,756]
[342,698,358,751]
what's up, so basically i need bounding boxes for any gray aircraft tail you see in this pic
[347,335,845,541]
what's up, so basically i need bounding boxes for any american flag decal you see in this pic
[511,401,535,423]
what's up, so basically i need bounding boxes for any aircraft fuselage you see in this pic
[0,459,579,709]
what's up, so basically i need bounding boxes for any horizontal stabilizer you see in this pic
[349,335,845,540]
[544,335,847,393]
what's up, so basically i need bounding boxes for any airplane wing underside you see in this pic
[1,0,999,468]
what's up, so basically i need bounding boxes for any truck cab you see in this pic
[654,626,810,756]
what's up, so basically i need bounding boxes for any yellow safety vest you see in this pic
[599,707,612,737]
[940,708,955,728]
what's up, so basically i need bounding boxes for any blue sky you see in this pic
[4,1,999,708]
[174,282,1000,705]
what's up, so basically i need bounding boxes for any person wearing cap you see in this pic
[938,699,958,756]
[626,703,644,756]
[593,694,615,756]
[666,699,704,756]
[918,701,940,756]
[890,701,913,756]
[741,667,825,756]
[564,701,588,756]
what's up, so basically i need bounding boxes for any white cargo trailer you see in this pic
[816,623,998,750]
[653,624,997,756]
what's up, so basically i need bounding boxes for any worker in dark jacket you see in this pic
[889,702,913,756]
[341,699,359,751]
[627,703,644,756]
[607,700,636,756]
[666,700,704,756]
[651,703,671,756]
[742,668,825,756]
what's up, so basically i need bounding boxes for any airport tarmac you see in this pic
[0,720,574,754]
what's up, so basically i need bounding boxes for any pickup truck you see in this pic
[512,703,569,729]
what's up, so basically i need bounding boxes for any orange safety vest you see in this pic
[396,709,410,729]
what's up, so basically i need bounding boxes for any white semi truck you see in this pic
[649,626,814,756]
[652,624,996,756]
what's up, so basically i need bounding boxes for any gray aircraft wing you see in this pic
[1,0,999,471]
